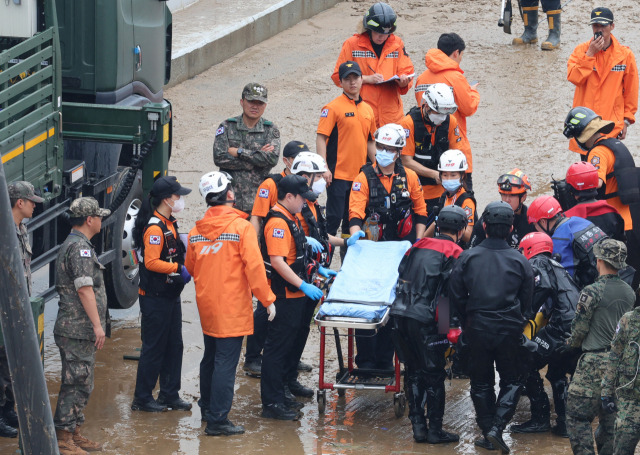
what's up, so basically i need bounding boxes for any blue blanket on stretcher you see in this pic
[317,240,411,320]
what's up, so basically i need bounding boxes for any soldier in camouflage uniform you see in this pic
[53,197,110,455]
[0,181,45,437]
[563,239,635,455]
[601,304,640,455]
[213,82,281,214]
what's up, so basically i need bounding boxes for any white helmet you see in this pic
[291,152,327,174]
[199,171,232,201]
[422,83,457,115]
[374,123,406,148]
[437,149,468,172]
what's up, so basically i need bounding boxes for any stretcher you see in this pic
[313,240,411,417]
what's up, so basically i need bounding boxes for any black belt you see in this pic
[584,347,611,353]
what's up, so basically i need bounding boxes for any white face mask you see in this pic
[168,196,185,213]
[312,177,327,195]
[428,112,448,125]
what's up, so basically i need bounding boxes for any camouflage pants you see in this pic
[567,352,615,455]
[613,395,640,455]
[53,335,96,431]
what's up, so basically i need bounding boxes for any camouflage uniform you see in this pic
[566,240,635,455]
[213,83,281,213]
[601,307,640,455]
[53,197,110,431]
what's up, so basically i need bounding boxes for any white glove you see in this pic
[266,303,276,321]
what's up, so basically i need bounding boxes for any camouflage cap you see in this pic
[593,238,627,269]
[8,181,44,203]
[69,197,111,218]
[242,82,268,103]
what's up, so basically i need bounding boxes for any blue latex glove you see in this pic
[300,281,323,300]
[346,230,366,247]
[179,265,191,284]
[318,266,337,278]
[306,236,324,254]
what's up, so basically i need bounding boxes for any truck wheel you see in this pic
[105,168,143,309]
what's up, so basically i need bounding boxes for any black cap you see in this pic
[151,176,192,199]
[589,7,614,25]
[278,174,317,202]
[283,140,310,158]
[339,61,362,80]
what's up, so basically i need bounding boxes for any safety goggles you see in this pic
[497,174,530,192]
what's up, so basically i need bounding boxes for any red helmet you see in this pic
[519,232,554,260]
[497,169,532,195]
[528,195,563,223]
[565,162,599,191]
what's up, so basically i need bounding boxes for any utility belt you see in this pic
[584,347,611,354]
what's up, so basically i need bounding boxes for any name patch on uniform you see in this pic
[321,108,329,118]
[612,64,626,72]
[216,126,225,136]
[259,188,270,198]
[345,112,355,117]
[590,156,600,166]
[273,228,285,238]
[352,182,361,191]
[149,235,162,245]
[80,249,91,257]
[404,129,410,138]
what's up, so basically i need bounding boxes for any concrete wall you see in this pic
[168,0,342,88]
[166,0,199,13]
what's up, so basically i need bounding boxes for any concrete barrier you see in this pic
[168,0,342,88]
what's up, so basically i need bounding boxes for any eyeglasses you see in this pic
[497,174,530,192]
[378,146,402,154]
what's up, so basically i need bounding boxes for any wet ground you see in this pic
[3,0,640,453]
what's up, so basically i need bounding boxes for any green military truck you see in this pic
[0,0,174,309]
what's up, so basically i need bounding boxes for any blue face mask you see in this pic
[442,178,462,193]
[376,149,396,168]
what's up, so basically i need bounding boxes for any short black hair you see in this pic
[437,33,466,57]
[486,223,511,240]
[10,197,19,209]
[438,227,460,237]
[277,187,289,201]
[68,216,88,227]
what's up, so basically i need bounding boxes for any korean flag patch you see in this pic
[80,249,91,258]
[321,108,329,118]
[259,188,270,198]
[352,182,361,191]
[149,235,162,245]
[273,228,285,238]
[216,126,225,136]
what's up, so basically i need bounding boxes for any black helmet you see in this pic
[482,201,514,226]
[563,107,599,139]
[437,206,468,232]
[363,3,397,35]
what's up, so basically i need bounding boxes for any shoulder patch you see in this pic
[216,126,225,136]
[80,249,91,257]
[272,228,285,239]
[321,108,329,118]
[464,206,473,219]
[577,292,593,312]
[259,188,270,198]
[149,235,162,245]
[590,156,600,166]
[352,182,361,191]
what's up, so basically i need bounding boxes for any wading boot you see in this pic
[73,426,103,452]
[541,10,561,50]
[406,378,427,442]
[56,428,87,455]
[513,7,538,45]
[551,378,569,438]
[474,434,496,451]
[511,375,550,433]
[425,385,459,443]
[409,417,428,443]
[486,425,510,454]
[0,416,17,438]
[2,402,18,428]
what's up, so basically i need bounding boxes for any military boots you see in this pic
[513,7,538,45]
[56,428,88,455]
[541,11,561,50]
[73,426,103,452]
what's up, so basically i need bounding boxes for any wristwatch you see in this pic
[237,147,244,157]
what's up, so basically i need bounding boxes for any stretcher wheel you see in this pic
[317,390,326,414]
[393,392,406,418]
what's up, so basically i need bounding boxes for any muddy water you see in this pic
[3,0,640,453]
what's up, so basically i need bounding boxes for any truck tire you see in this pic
[105,167,143,309]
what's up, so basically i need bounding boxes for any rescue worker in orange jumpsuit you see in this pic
[332,2,414,127]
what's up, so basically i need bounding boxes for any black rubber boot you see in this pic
[425,384,459,444]
[551,378,569,438]
[541,10,561,50]
[511,373,550,433]
[513,7,538,44]
[475,434,496,450]
[406,377,428,442]
[487,425,510,454]
[470,383,496,435]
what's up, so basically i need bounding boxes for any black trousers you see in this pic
[199,335,243,423]
[520,0,561,10]
[467,330,524,433]
[134,294,184,402]
[245,302,268,363]
[284,297,318,383]
[326,179,352,236]
[260,297,305,405]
